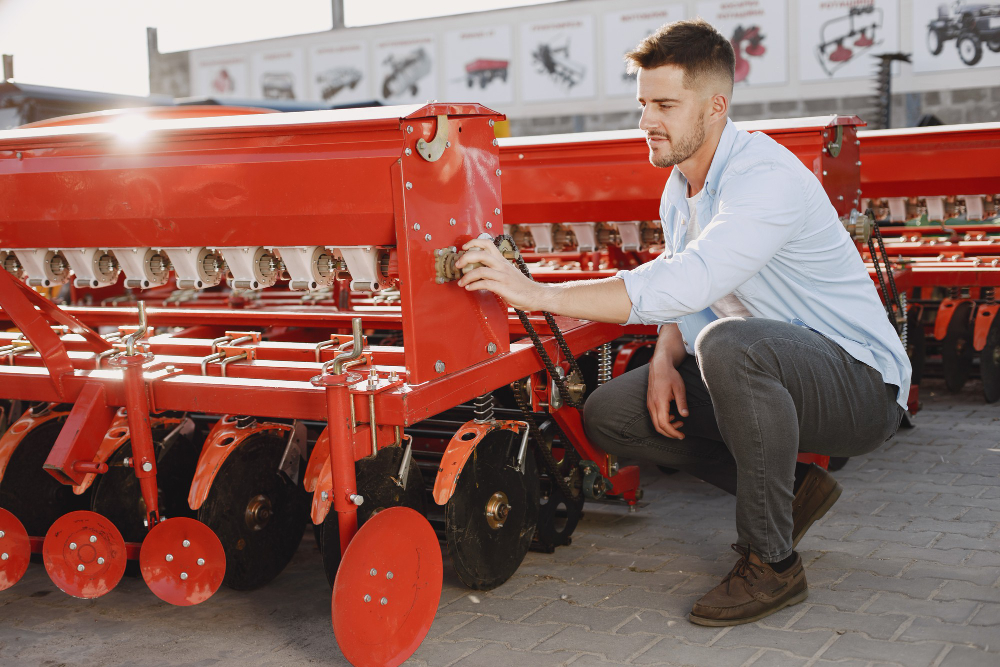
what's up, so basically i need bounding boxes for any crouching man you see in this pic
[455,18,910,626]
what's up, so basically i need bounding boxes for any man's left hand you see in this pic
[455,238,548,311]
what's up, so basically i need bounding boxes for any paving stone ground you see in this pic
[0,378,998,666]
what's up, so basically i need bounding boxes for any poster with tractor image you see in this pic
[309,41,369,103]
[798,0,901,80]
[519,17,596,102]
[444,26,513,104]
[698,0,788,86]
[913,0,1000,72]
[252,49,306,100]
[602,5,686,97]
[375,35,437,104]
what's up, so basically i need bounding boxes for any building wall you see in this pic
[150,0,1000,134]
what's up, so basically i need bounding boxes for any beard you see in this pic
[648,115,706,168]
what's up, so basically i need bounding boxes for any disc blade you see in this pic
[0,508,31,591]
[140,517,226,606]
[981,319,1000,404]
[42,510,126,599]
[332,507,442,667]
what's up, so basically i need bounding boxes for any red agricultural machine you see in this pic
[0,103,996,665]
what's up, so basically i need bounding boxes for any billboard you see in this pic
[912,0,1000,72]
[798,0,901,81]
[309,41,369,103]
[192,55,250,98]
[603,5,685,97]
[374,35,437,104]
[520,17,596,102]
[699,0,788,86]
[444,26,514,105]
[251,49,306,100]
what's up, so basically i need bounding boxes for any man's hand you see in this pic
[647,323,689,439]
[455,238,547,311]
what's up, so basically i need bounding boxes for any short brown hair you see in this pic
[625,18,735,92]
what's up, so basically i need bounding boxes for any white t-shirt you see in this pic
[684,188,753,319]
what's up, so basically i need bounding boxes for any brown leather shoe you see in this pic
[792,463,843,548]
[689,545,808,626]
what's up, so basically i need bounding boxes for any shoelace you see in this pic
[724,544,764,593]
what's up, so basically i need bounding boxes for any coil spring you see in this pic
[597,343,612,386]
[899,292,908,350]
[472,393,495,423]
[984,287,995,303]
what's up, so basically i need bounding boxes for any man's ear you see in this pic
[710,91,729,123]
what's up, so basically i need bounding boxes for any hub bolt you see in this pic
[386,572,393,580]
[364,594,371,602]
[97,557,105,565]
[198,558,205,566]
[142,462,153,472]
[180,572,188,580]
[380,597,388,605]
[69,542,77,550]
[0,531,5,538]
[1,553,8,561]
[90,535,97,543]
[183,540,190,548]
[77,564,84,572]
[166,554,174,562]
[370,568,377,576]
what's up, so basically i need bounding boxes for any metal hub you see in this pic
[484,491,510,530]
[244,494,273,531]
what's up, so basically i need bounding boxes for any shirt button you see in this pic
[710,189,716,195]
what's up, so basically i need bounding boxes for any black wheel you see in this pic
[320,445,427,586]
[657,465,679,475]
[827,457,849,472]
[382,78,394,99]
[942,301,975,393]
[957,33,983,66]
[927,28,944,55]
[988,37,1000,53]
[446,429,539,590]
[907,308,927,385]
[410,84,418,95]
[91,419,199,543]
[197,433,309,591]
[0,414,90,538]
[981,318,1000,404]
[533,479,582,554]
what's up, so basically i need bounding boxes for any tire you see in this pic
[927,28,944,56]
[957,33,983,66]
[988,37,1000,53]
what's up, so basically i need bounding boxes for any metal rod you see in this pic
[368,394,377,456]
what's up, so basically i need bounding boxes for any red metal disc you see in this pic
[332,507,442,667]
[42,510,127,599]
[0,508,31,591]
[140,517,226,606]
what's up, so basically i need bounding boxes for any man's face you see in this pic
[637,65,710,169]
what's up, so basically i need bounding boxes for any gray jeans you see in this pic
[584,317,905,563]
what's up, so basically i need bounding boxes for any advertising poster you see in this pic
[191,55,250,98]
[912,0,1000,72]
[251,49,306,100]
[520,16,596,102]
[698,0,788,86]
[374,35,437,104]
[309,41,369,104]
[798,0,900,80]
[443,26,513,105]
[603,5,685,97]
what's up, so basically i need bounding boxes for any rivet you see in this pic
[198,558,205,566]
[369,568,377,576]
[489,119,495,127]
[406,126,413,133]
[183,540,190,548]
[97,557,105,565]
[494,208,500,215]
[0,531,5,539]
[405,182,413,190]
[90,535,97,543]
[449,218,456,226]
[380,597,388,605]
[1,553,7,561]
[492,139,498,146]
[496,168,502,176]
[424,234,432,242]
[142,462,152,472]
[69,542,77,550]
[486,222,493,229]
[77,564,85,572]
[822,170,828,176]
[180,572,188,580]
[386,571,393,579]
[413,222,421,231]
[16,152,22,160]
[404,148,412,156]
[364,594,371,602]
[166,554,174,562]
[856,161,862,166]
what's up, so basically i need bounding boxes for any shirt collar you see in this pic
[665,118,739,216]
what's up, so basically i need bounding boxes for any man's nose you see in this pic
[638,105,655,132]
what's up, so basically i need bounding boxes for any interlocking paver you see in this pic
[630,638,760,666]
[940,644,1000,666]
[788,605,910,639]
[818,634,949,667]
[532,626,655,662]
[899,617,1000,652]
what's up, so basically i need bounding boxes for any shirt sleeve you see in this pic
[618,159,806,325]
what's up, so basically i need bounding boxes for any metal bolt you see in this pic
[77,564,85,572]
[0,531,5,539]
[166,554,174,562]
[198,558,205,566]
[183,540,190,548]
[370,568,377,576]
[404,148,412,156]
[492,138,498,146]
[822,170,828,176]
[0,553,7,561]
[97,557,105,565]
[495,168,502,176]
[142,461,153,472]
[165,365,176,373]
[856,161,862,166]
[405,182,413,190]
[180,572,188,580]
[489,119,495,127]
[449,218,456,226]
[16,152,22,160]
[435,360,445,373]
[406,125,413,134]
[445,141,451,148]
[350,494,364,506]
[486,222,492,229]
[413,222,421,231]
[494,208,501,215]
[380,597,388,605]
[69,542,77,550]
[386,572,393,580]
[123,457,132,468]
[424,233,432,242]
[321,491,329,501]
[364,594,371,602]
[487,342,497,355]
[90,535,97,543]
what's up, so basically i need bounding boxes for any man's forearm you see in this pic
[654,322,688,367]
[535,277,633,324]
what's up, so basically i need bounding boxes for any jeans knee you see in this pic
[695,317,752,373]
[583,382,617,444]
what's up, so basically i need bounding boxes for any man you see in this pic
[455,19,909,626]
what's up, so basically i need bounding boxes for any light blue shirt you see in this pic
[618,118,911,409]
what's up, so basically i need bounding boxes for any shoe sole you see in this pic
[792,480,843,550]
[687,588,809,627]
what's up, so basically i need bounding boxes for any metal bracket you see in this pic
[826,124,843,158]
[416,115,449,162]
[279,420,306,486]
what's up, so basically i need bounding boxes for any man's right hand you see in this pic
[647,323,689,439]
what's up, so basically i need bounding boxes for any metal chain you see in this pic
[512,378,582,505]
